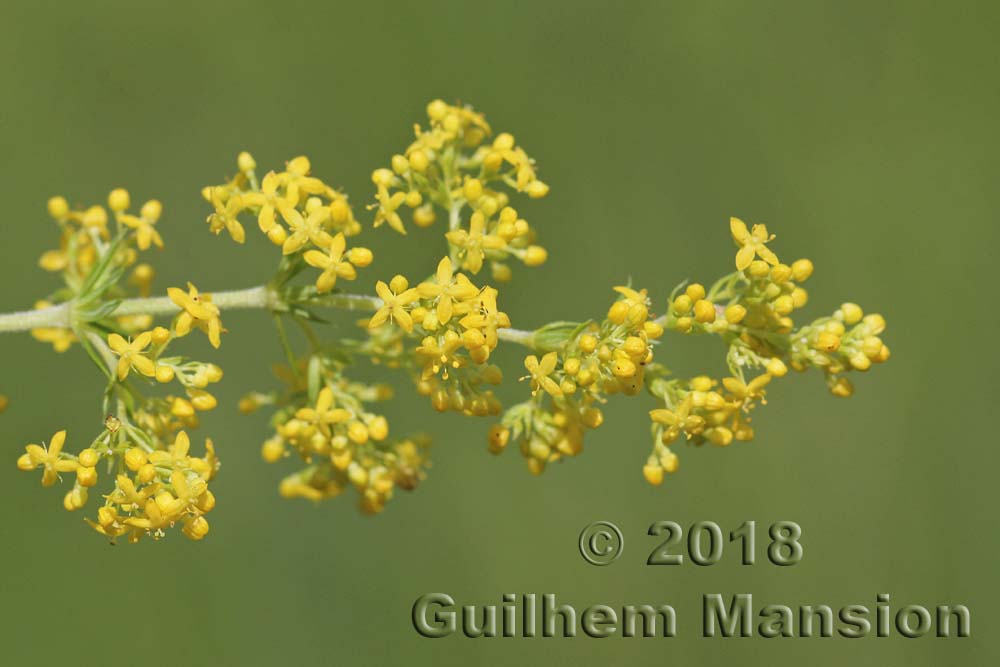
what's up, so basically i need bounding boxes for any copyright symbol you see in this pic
[579,521,623,566]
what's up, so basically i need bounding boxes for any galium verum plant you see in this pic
[1,99,891,543]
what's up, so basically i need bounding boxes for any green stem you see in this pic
[0,284,540,349]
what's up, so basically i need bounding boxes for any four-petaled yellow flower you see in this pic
[369,277,420,332]
[119,200,164,251]
[722,374,772,404]
[295,387,351,439]
[108,331,157,381]
[241,171,301,234]
[649,395,704,443]
[17,430,76,486]
[416,257,480,324]
[458,287,510,349]
[168,283,224,348]
[282,205,335,255]
[304,232,356,293]
[730,216,778,271]
[524,351,562,397]
[445,211,506,274]
[372,184,407,235]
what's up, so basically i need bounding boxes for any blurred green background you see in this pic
[0,1,996,664]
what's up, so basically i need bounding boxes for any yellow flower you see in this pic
[17,430,76,486]
[372,184,407,235]
[415,332,465,380]
[416,256,480,324]
[204,187,246,243]
[168,283,224,348]
[282,206,335,255]
[445,211,505,274]
[241,171,301,234]
[730,217,778,271]
[369,277,419,332]
[108,331,157,381]
[722,374,772,403]
[295,387,351,439]
[458,287,510,349]
[524,351,562,397]
[649,395,704,443]
[149,430,193,468]
[303,233,357,293]
[119,200,164,251]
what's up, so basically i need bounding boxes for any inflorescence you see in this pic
[1,99,890,543]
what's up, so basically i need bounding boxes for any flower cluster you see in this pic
[490,286,663,474]
[16,186,226,542]
[370,99,549,282]
[7,99,892,544]
[242,356,430,514]
[355,256,511,416]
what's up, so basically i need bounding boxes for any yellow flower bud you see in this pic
[404,190,422,208]
[839,302,863,325]
[863,313,886,335]
[675,316,693,333]
[608,301,629,324]
[261,437,285,463]
[426,99,448,120]
[849,352,871,371]
[766,358,788,377]
[791,287,808,308]
[612,358,636,378]
[369,416,389,441]
[772,295,794,316]
[525,180,549,198]
[579,334,598,354]
[724,304,747,324]
[78,448,99,468]
[47,196,69,219]
[183,516,210,541]
[685,283,706,301]
[748,260,771,278]
[76,466,97,487]
[706,427,733,447]
[391,154,409,174]
[815,331,841,353]
[138,463,157,484]
[643,461,664,486]
[672,294,693,315]
[463,178,483,201]
[237,151,256,173]
[155,365,175,383]
[488,424,510,454]
[770,264,792,283]
[581,407,604,429]
[413,204,436,227]
[348,421,369,444]
[523,245,548,267]
[347,247,374,267]
[108,188,131,213]
[829,377,854,397]
[791,258,814,282]
[693,299,716,323]
[644,320,664,338]
[409,150,429,172]
[124,447,147,471]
